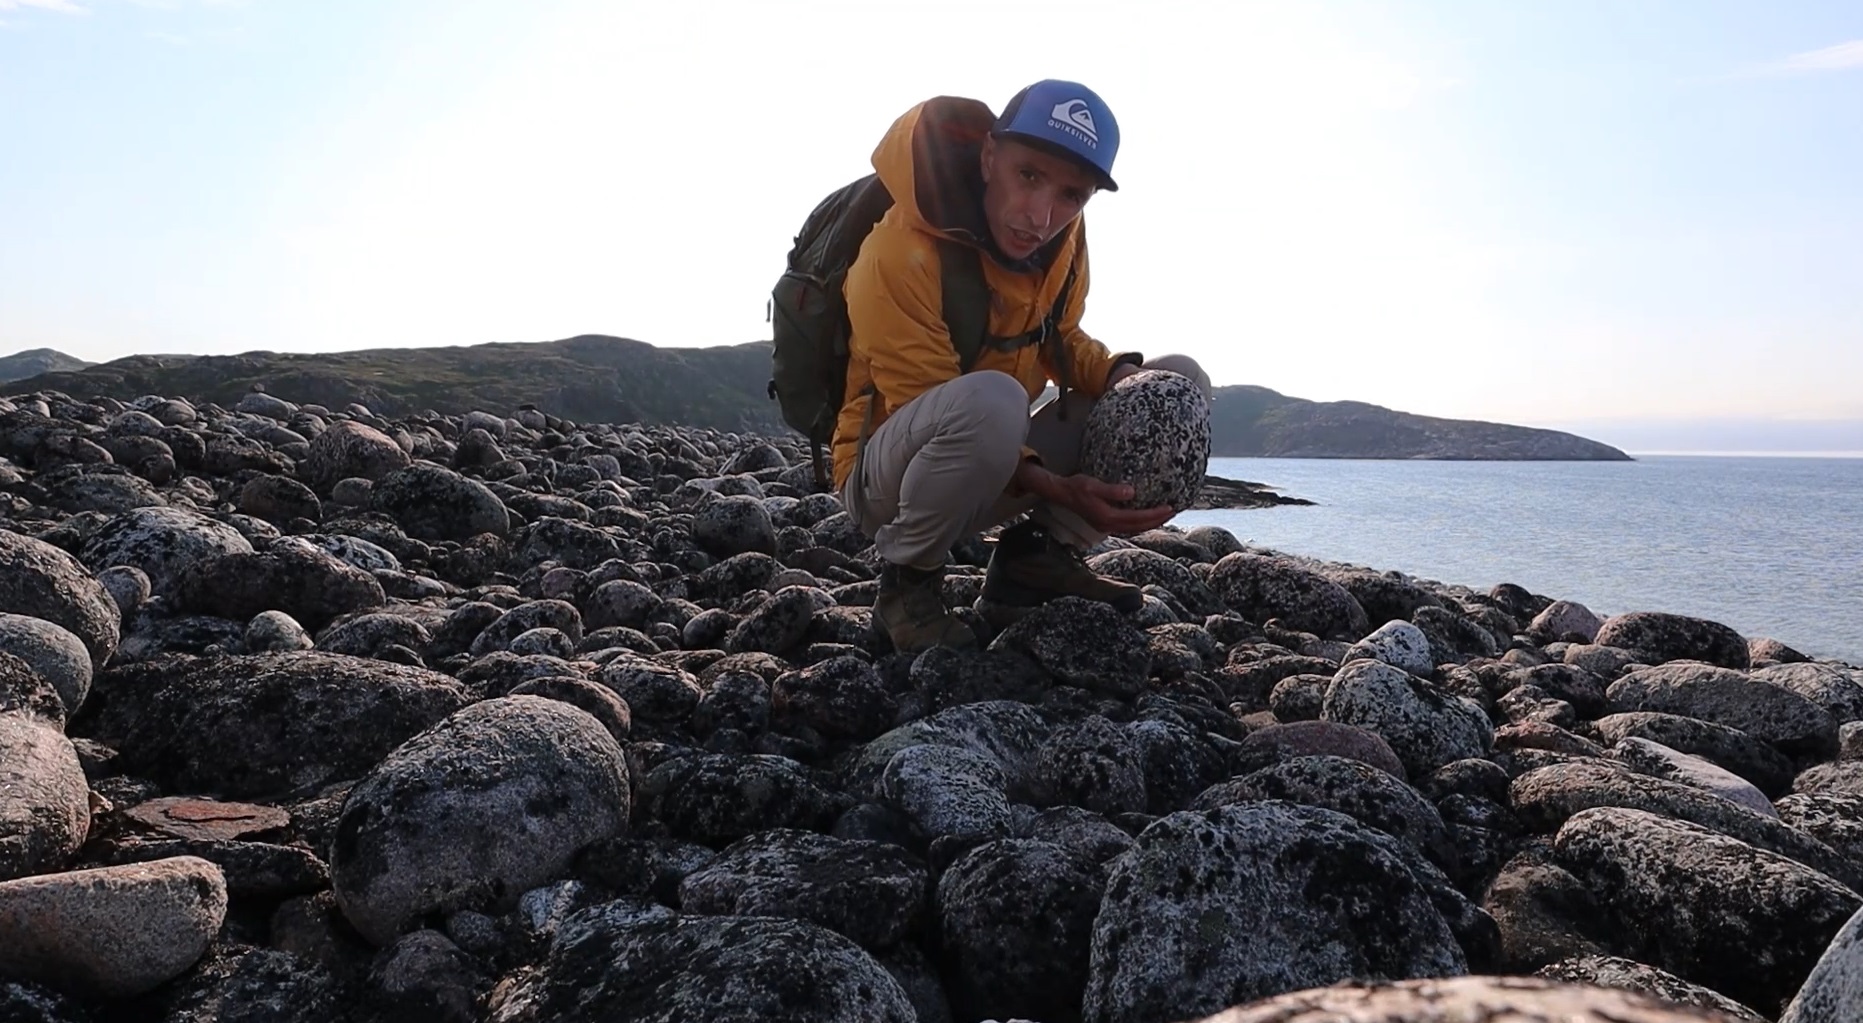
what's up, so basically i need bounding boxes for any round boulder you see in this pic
[368,465,509,542]
[0,530,121,667]
[1076,369,1211,512]
[1188,975,1750,1022]
[78,505,254,597]
[0,614,92,716]
[331,696,630,945]
[304,420,411,492]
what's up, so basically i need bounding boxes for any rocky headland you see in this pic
[0,382,1857,1023]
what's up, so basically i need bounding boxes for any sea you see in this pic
[1175,455,1863,666]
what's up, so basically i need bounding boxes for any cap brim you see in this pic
[993,129,1118,191]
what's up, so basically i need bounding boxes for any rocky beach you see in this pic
[3,383,1863,1023]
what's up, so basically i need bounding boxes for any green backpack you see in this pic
[767,172,1076,490]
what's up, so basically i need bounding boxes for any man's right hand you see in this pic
[1017,461,1173,536]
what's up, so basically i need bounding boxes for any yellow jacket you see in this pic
[831,96,1136,490]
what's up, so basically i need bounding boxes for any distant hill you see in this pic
[4,335,1629,460]
[1209,384,1631,461]
[0,348,92,385]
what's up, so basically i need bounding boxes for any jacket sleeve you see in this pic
[1044,229,1143,399]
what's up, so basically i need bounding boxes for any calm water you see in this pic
[1176,455,1863,665]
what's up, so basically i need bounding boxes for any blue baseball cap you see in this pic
[992,79,1121,191]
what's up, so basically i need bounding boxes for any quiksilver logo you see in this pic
[1048,99,1099,147]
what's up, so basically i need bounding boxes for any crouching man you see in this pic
[833,79,1212,653]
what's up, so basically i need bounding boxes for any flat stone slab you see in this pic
[123,797,290,843]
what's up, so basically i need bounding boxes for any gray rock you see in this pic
[1076,369,1211,513]
[1554,805,1862,1016]
[298,532,402,573]
[94,564,150,619]
[0,980,95,1023]
[483,910,914,1023]
[78,505,254,597]
[771,655,895,740]
[1082,802,1467,1023]
[1343,620,1435,677]
[582,579,663,632]
[83,651,471,799]
[842,700,1051,803]
[1529,600,1605,644]
[882,743,1011,842]
[1188,976,1750,1022]
[470,598,584,657]
[1756,662,1863,725]
[1607,661,1837,762]
[1778,793,1863,863]
[595,653,703,723]
[0,713,89,881]
[938,839,1105,1023]
[1481,848,1612,973]
[238,474,322,525]
[304,419,412,492]
[691,493,778,558]
[1268,673,1327,721]
[1594,710,1796,797]
[367,929,488,1023]
[1612,736,1775,817]
[172,541,387,632]
[1595,611,1750,670]
[638,753,838,844]
[1512,759,1860,888]
[244,610,313,653]
[331,696,629,945]
[369,464,509,542]
[508,676,631,742]
[1232,720,1408,780]
[988,596,1152,698]
[149,943,350,1023]
[0,530,121,666]
[0,856,226,998]
[678,828,926,950]
[1031,715,1148,817]
[1782,904,1863,1023]
[1321,659,1492,777]
[1085,548,1223,615]
[1194,755,1454,869]
[315,611,432,659]
[1563,642,1641,678]
[1796,761,1863,798]
[0,614,91,716]
[1538,955,1768,1023]
[724,586,817,655]
[1209,553,1370,639]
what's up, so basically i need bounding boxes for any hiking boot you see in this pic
[974,519,1143,627]
[872,561,978,654]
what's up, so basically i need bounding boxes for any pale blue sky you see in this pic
[2,0,1859,444]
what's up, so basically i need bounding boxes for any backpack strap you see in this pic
[936,238,992,374]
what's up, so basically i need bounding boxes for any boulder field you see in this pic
[1,384,1860,1022]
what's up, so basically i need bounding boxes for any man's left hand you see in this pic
[1106,362,1142,389]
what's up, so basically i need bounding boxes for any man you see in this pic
[834,79,1212,653]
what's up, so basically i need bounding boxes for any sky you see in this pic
[2,0,1860,449]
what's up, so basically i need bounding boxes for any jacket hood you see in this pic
[870,96,1070,271]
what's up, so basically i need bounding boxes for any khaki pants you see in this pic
[841,355,1210,569]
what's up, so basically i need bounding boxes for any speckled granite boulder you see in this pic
[1076,370,1211,512]
[1188,975,1747,1022]
[1595,612,1750,670]
[78,505,254,597]
[0,531,121,666]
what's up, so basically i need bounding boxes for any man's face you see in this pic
[979,135,1098,261]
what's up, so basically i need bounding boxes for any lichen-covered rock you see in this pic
[78,505,254,597]
[1795,761,1863,798]
[508,676,631,742]
[171,541,386,632]
[1193,755,1454,869]
[470,599,584,657]
[882,743,1012,842]
[1612,736,1776,817]
[1595,611,1750,670]
[1607,662,1837,761]
[304,419,411,492]
[368,464,509,542]
[0,713,89,881]
[842,700,1051,803]
[1209,553,1369,639]
[1553,805,1862,1016]
[484,909,915,1023]
[243,609,313,653]
[1082,802,1468,1023]
[80,651,471,799]
[0,531,121,668]
[1481,847,1612,973]
[771,655,895,740]
[1777,793,1863,864]
[1321,659,1491,778]
[989,596,1152,698]
[1076,369,1211,513]
[1539,954,1770,1023]
[1085,548,1222,615]
[1529,600,1605,644]
[1343,620,1435,677]
[1512,759,1860,888]
[690,493,777,559]
[1594,711,1795,798]
[723,586,817,655]
[148,943,361,1023]
[0,614,91,716]
[1755,662,1863,725]
[677,829,926,950]
[1031,715,1148,817]
[0,856,227,999]
[330,696,629,945]
[1781,904,1863,1023]
[595,654,703,724]
[1232,720,1408,780]
[1509,662,1611,720]
[937,838,1105,1023]
[94,564,150,619]
[638,753,839,845]
[1188,975,1747,1022]
[238,474,322,525]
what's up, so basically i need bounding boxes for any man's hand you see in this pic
[1106,361,1143,389]
[1015,460,1173,536]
